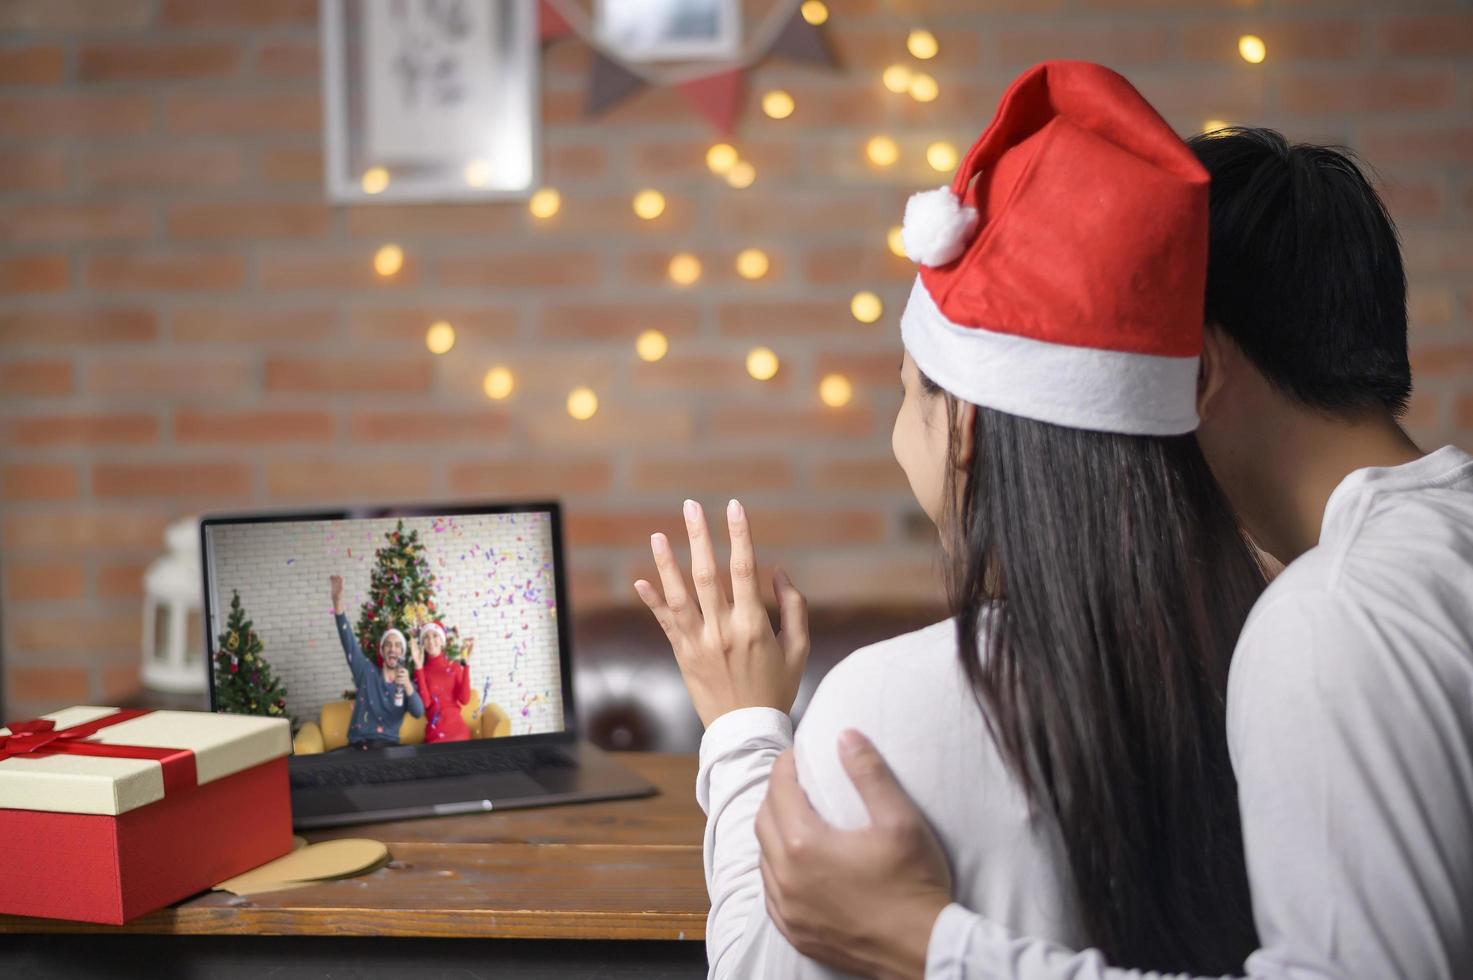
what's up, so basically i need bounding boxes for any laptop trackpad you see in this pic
[343,772,546,810]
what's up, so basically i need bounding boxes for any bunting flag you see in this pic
[677,70,745,137]
[545,0,838,135]
[585,50,648,117]
[770,7,837,67]
[538,0,574,44]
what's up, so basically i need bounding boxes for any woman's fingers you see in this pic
[725,499,764,611]
[773,567,810,664]
[649,533,699,632]
[633,578,680,641]
[682,499,730,624]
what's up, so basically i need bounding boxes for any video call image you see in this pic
[204,512,565,751]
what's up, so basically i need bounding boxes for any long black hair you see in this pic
[926,375,1264,974]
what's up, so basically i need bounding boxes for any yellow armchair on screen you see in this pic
[292,687,512,754]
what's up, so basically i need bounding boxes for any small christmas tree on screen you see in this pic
[355,519,464,668]
[213,590,289,720]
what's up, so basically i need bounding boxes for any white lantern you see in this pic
[141,517,207,693]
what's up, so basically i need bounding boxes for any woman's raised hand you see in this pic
[409,633,424,670]
[634,499,809,728]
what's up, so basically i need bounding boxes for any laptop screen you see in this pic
[202,506,568,751]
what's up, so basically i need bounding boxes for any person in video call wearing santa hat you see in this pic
[410,620,475,743]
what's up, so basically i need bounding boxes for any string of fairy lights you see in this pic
[364,6,1271,421]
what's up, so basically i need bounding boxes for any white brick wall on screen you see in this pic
[205,513,564,736]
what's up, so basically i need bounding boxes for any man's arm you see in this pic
[761,592,1471,980]
[331,576,373,686]
[760,734,1211,980]
[334,615,375,689]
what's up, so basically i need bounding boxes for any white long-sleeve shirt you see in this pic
[697,616,1087,979]
[926,445,1473,980]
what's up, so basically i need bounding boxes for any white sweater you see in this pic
[926,445,1473,979]
[696,616,1087,979]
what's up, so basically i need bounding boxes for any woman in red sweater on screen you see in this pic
[410,621,474,743]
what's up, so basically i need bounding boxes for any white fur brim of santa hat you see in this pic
[379,628,406,653]
[899,277,1200,436]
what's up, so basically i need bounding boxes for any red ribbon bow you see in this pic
[0,710,198,796]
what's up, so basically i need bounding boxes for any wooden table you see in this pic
[0,753,711,978]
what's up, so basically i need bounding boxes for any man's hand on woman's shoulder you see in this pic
[757,731,953,980]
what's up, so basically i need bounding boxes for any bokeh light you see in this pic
[373,244,404,277]
[567,387,598,421]
[907,30,939,60]
[425,321,456,355]
[463,159,493,187]
[668,253,702,286]
[887,226,906,258]
[762,90,795,120]
[483,366,515,400]
[633,189,666,220]
[927,141,959,172]
[636,329,669,362]
[882,64,913,94]
[725,161,757,188]
[529,188,561,219]
[736,248,770,280]
[866,135,899,167]
[909,73,939,103]
[707,143,739,174]
[851,291,883,324]
[746,347,780,381]
[361,167,389,195]
[819,373,854,407]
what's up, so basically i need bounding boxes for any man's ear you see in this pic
[1197,324,1229,422]
[955,400,978,468]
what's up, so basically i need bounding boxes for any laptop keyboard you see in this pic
[290,746,574,790]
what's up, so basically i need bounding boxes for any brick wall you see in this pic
[205,512,563,732]
[1,0,1470,717]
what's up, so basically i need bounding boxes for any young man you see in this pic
[754,128,1473,979]
[329,574,424,748]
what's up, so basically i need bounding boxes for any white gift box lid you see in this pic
[0,706,291,816]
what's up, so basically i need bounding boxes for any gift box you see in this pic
[0,706,294,925]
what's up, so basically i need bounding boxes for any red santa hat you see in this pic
[418,621,446,645]
[899,61,1209,435]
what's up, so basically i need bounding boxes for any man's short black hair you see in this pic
[1187,127,1411,415]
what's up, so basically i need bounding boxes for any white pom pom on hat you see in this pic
[901,185,979,267]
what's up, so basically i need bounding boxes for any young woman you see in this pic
[634,62,1265,978]
[410,621,474,743]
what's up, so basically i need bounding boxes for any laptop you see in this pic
[200,501,655,829]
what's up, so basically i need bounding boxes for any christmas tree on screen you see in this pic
[213,591,289,720]
[354,520,465,670]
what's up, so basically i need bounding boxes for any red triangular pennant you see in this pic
[539,0,574,43]
[677,69,745,137]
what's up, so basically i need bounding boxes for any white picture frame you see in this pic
[596,0,741,63]
[320,0,540,204]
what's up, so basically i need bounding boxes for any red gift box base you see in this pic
[0,755,292,925]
